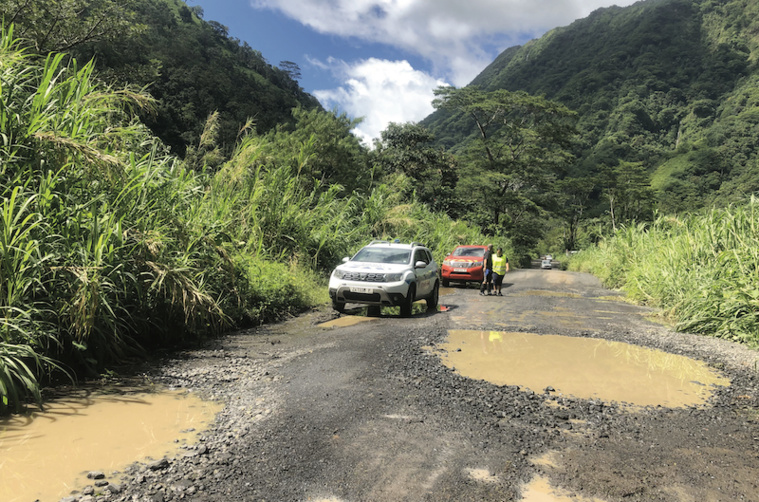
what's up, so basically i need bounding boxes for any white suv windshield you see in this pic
[352,247,411,265]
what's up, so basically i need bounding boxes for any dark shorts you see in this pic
[492,273,504,287]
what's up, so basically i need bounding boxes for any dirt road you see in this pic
[111,269,759,502]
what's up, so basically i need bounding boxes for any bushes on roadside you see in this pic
[568,200,759,346]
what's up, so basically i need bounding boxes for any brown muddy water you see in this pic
[318,316,379,328]
[437,330,729,409]
[318,288,456,326]
[464,465,606,501]
[0,388,221,502]
[520,475,606,502]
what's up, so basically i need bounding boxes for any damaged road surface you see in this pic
[69,270,759,501]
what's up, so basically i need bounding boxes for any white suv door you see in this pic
[413,248,436,297]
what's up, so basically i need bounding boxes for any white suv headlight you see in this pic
[384,273,403,282]
[333,269,347,279]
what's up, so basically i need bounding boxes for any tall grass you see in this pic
[0,26,230,412]
[569,200,759,346]
[0,24,496,413]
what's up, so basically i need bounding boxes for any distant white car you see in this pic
[328,240,439,316]
[541,259,552,269]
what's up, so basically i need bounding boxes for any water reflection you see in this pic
[437,330,729,408]
[0,389,221,502]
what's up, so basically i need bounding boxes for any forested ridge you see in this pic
[1,0,321,158]
[423,0,759,220]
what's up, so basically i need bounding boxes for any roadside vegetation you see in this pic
[0,26,493,414]
[568,200,759,347]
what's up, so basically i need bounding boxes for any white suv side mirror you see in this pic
[415,261,427,269]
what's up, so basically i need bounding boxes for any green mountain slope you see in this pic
[422,0,759,213]
[89,0,322,157]
[1,0,321,157]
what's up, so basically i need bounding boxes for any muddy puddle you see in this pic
[319,293,455,326]
[0,388,221,502]
[319,316,378,328]
[520,475,606,502]
[515,290,582,299]
[464,466,604,501]
[437,330,729,408]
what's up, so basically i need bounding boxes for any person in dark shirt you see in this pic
[480,244,494,295]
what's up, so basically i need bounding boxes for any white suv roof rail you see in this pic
[366,240,427,248]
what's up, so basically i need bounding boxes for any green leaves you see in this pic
[569,199,759,347]
[432,86,577,256]
[0,0,142,54]
[0,25,225,412]
[372,123,459,215]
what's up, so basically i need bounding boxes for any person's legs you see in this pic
[494,274,504,295]
[480,269,492,295]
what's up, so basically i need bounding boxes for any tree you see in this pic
[600,161,654,230]
[0,0,144,54]
[260,107,371,194]
[279,61,302,81]
[372,123,460,215]
[432,86,577,249]
[556,177,595,251]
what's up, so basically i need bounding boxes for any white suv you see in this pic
[328,240,439,316]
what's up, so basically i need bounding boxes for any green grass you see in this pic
[568,200,759,347]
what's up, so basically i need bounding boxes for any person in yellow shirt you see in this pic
[491,247,509,296]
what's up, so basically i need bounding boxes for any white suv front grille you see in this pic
[451,261,475,268]
[342,272,388,282]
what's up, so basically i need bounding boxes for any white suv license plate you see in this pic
[350,286,373,294]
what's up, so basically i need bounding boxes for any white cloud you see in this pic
[313,58,449,146]
[253,0,640,85]
[251,0,640,144]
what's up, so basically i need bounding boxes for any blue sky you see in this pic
[186,0,639,145]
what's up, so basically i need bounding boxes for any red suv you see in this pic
[440,245,488,287]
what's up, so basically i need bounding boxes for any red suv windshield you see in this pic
[452,247,485,258]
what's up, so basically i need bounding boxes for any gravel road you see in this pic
[63,269,759,502]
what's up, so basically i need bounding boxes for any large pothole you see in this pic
[435,330,729,409]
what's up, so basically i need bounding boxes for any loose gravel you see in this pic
[56,270,759,502]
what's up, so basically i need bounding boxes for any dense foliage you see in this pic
[0,0,321,157]
[431,86,577,258]
[568,199,759,347]
[423,0,759,242]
